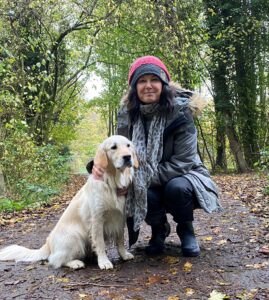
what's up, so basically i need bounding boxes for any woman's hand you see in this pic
[117,187,128,196]
[93,164,128,196]
[92,164,105,180]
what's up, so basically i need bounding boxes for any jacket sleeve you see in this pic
[150,114,198,186]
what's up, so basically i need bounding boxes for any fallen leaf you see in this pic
[212,227,221,234]
[53,204,61,209]
[245,262,269,269]
[111,296,125,300]
[4,280,21,286]
[258,246,269,255]
[208,290,228,300]
[98,290,110,296]
[216,280,231,286]
[169,268,178,275]
[79,294,93,300]
[217,239,227,245]
[167,296,180,300]
[25,265,36,271]
[183,261,192,272]
[216,269,225,273]
[236,289,258,300]
[163,256,179,264]
[56,277,70,283]
[147,275,162,285]
[185,288,195,296]
[229,227,238,232]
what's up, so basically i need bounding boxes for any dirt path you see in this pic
[0,174,268,300]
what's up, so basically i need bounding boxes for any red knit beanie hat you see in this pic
[128,56,171,87]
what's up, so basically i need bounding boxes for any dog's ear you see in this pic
[132,149,139,169]
[94,145,108,169]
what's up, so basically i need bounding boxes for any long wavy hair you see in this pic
[126,84,175,124]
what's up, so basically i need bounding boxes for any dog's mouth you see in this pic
[123,155,133,167]
[115,155,133,169]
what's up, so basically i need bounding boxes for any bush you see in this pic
[0,129,71,211]
[254,147,269,195]
[261,148,269,195]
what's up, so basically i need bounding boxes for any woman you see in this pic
[91,56,221,257]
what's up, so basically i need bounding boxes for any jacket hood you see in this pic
[121,81,209,117]
[169,82,209,116]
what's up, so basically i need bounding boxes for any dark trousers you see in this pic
[145,177,198,226]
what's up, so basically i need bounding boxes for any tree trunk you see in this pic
[225,114,249,173]
[211,61,229,172]
[196,119,215,171]
[234,43,259,167]
[0,169,6,196]
[215,114,227,172]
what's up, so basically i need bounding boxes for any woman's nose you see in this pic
[145,80,152,88]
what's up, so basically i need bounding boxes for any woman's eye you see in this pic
[111,145,117,150]
[138,79,146,84]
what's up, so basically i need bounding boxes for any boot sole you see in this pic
[145,245,164,256]
[182,249,200,257]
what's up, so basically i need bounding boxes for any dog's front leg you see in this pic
[92,219,113,270]
[117,228,134,261]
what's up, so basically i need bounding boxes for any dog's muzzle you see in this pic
[123,155,132,167]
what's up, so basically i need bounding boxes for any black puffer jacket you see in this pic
[117,84,221,213]
[118,86,208,185]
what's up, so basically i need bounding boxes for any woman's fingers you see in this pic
[117,187,128,196]
[93,165,128,195]
[92,165,105,180]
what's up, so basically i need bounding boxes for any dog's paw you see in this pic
[120,251,134,261]
[98,257,113,270]
[65,259,85,270]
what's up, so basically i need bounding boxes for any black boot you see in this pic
[176,222,200,257]
[145,222,171,255]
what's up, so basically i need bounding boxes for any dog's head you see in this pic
[94,135,139,171]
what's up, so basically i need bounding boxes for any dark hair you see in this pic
[126,84,175,124]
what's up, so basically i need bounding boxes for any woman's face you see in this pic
[136,74,162,104]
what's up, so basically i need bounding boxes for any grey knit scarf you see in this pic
[126,103,166,231]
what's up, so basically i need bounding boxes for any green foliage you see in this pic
[0,197,26,212]
[254,147,269,195]
[69,109,107,174]
[1,0,269,214]
[93,0,205,88]
[258,148,269,172]
[0,128,71,211]
[0,0,122,210]
[90,0,207,139]
[203,0,269,170]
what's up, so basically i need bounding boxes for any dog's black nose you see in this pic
[123,155,132,166]
[123,155,131,162]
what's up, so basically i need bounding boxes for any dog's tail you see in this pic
[0,243,50,262]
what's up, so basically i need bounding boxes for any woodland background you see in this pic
[0,0,268,211]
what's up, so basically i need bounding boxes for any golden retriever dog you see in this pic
[0,135,138,270]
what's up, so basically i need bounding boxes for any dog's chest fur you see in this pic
[81,170,132,240]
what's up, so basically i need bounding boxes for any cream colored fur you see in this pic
[0,135,138,270]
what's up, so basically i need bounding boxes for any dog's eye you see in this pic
[111,145,117,150]
[127,144,130,147]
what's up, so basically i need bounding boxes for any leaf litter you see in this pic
[0,173,269,299]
